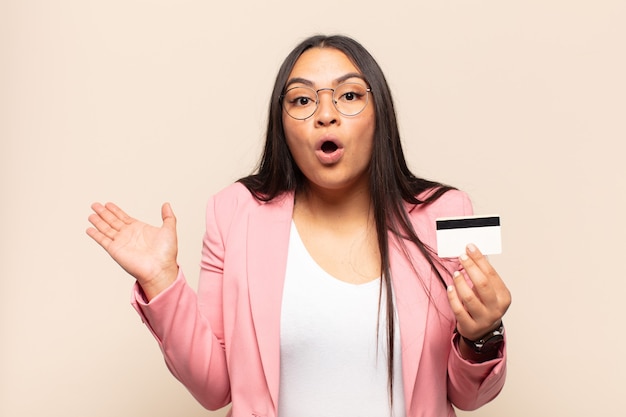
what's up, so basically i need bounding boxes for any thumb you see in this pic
[161,202,177,227]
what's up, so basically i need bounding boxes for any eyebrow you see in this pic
[285,72,367,89]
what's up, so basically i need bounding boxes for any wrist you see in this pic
[141,264,179,301]
[457,322,505,361]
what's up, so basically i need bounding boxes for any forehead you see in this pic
[287,47,362,86]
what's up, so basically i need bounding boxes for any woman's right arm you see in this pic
[87,201,232,410]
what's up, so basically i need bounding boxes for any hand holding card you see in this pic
[436,215,502,258]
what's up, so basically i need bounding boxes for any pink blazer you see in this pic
[132,183,506,417]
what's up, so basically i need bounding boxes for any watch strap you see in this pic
[461,322,505,354]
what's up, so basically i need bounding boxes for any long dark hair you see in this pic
[239,34,455,404]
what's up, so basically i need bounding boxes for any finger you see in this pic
[451,270,487,320]
[89,202,127,232]
[87,211,118,241]
[85,225,112,250]
[465,244,499,279]
[161,202,176,227]
[447,281,486,339]
[463,244,511,306]
[459,244,498,306]
[446,282,473,325]
[103,202,134,226]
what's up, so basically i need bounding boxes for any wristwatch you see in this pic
[461,322,505,354]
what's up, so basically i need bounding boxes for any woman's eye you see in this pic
[339,91,363,102]
[296,97,311,106]
[288,94,314,107]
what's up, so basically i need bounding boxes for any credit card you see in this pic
[436,215,502,258]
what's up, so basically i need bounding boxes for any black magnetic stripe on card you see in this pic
[436,216,500,230]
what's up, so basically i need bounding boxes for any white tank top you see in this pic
[278,222,406,417]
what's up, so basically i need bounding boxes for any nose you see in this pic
[315,88,338,126]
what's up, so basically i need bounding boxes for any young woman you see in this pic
[87,35,511,417]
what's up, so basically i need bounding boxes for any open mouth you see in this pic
[315,138,344,164]
[321,140,339,154]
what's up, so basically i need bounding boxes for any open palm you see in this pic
[87,202,179,300]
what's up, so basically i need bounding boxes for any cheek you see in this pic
[282,115,302,143]
[356,122,376,158]
[281,119,296,152]
[283,118,311,152]
[283,130,308,169]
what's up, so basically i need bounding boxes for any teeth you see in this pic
[321,141,338,153]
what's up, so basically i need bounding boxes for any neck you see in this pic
[292,180,381,284]
[294,181,373,229]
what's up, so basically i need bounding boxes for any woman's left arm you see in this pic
[444,243,511,410]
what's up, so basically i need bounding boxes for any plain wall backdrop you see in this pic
[1,1,625,416]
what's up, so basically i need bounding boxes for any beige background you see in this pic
[2,1,625,416]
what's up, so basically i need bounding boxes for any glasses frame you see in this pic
[280,82,372,120]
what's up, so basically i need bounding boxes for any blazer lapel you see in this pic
[246,193,294,411]
[389,234,431,413]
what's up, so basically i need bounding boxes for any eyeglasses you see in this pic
[281,82,372,120]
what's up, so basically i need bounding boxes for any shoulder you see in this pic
[207,182,293,223]
[409,188,473,219]
[404,188,474,237]
[204,182,294,251]
[210,182,259,211]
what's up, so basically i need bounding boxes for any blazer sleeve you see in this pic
[130,193,232,410]
[447,333,507,410]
